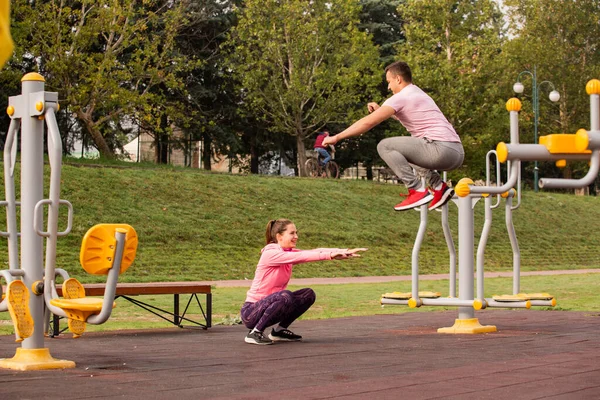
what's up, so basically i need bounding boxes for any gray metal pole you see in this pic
[20,74,45,349]
[457,195,475,320]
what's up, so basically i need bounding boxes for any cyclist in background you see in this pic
[313,131,334,173]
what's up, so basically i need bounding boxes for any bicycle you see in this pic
[305,150,339,178]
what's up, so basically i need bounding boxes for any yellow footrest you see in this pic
[493,293,554,302]
[382,291,441,300]
[520,292,554,300]
[6,280,34,342]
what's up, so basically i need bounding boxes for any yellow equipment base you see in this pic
[0,348,75,371]
[438,318,497,334]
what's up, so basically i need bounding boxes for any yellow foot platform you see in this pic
[438,318,497,334]
[0,348,75,371]
[6,280,34,342]
[382,291,441,300]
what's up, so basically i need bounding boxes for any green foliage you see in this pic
[397,0,508,179]
[1,162,600,285]
[226,0,381,175]
[502,0,600,182]
[6,0,197,157]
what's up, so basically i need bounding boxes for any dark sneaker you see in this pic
[428,183,454,210]
[394,189,433,211]
[245,330,273,345]
[268,328,302,342]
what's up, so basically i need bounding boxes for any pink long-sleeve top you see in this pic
[244,243,347,303]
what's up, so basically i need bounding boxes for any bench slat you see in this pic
[56,282,212,297]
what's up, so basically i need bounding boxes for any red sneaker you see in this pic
[428,183,455,210]
[394,189,433,211]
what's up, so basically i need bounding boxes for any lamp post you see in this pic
[513,65,560,192]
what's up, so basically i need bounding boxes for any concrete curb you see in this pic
[196,268,600,288]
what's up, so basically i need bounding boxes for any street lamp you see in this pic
[513,65,560,192]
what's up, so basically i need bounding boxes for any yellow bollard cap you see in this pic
[455,178,473,198]
[586,79,600,95]
[21,72,45,82]
[496,142,508,163]
[575,128,589,152]
[506,98,522,112]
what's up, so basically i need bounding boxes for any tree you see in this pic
[397,0,507,180]
[340,0,406,180]
[226,0,381,176]
[502,0,600,185]
[9,0,195,158]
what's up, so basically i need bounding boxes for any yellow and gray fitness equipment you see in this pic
[0,73,138,370]
[382,79,600,333]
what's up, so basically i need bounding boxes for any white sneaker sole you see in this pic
[429,189,455,211]
[268,334,302,342]
[245,337,273,345]
[394,193,434,211]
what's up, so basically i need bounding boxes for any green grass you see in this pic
[1,273,598,336]
[1,159,600,283]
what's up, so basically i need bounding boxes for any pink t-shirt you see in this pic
[382,84,460,142]
[244,243,347,303]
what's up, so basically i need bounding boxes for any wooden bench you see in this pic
[52,282,212,337]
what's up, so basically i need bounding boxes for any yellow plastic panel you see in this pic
[6,280,34,342]
[0,0,14,68]
[540,134,592,154]
[438,318,497,334]
[0,348,75,371]
[492,293,529,302]
[50,297,114,322]
[67,318,86,338]
[519,292,554,300]
[62,278,85,299]
[382,291,441,299]
[80,224,138,275]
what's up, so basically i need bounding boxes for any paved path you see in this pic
[198,268,600,288]
[2,310,599,399]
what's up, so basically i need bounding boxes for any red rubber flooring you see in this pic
[1,310,599,399]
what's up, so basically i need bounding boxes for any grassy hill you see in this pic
[1,159,600,283]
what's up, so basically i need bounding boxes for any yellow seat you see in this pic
[539,134,591,154]
[50,297,115,321]
[50,224,137,337]
[80,224,138,275]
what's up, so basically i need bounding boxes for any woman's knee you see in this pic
[303,288,316,305]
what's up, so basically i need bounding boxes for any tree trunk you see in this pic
[155,114,169,164]
[202,134,212,170]
[366,165,373,181]
[155,133,169,164]
[76,110,113,157]
[296,134,307,177]
[250,139,259,174]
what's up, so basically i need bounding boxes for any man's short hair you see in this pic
[385,61,412,83]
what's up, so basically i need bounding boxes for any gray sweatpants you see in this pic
[377,136,464,190]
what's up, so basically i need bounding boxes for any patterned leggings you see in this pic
[240,288,316,332]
